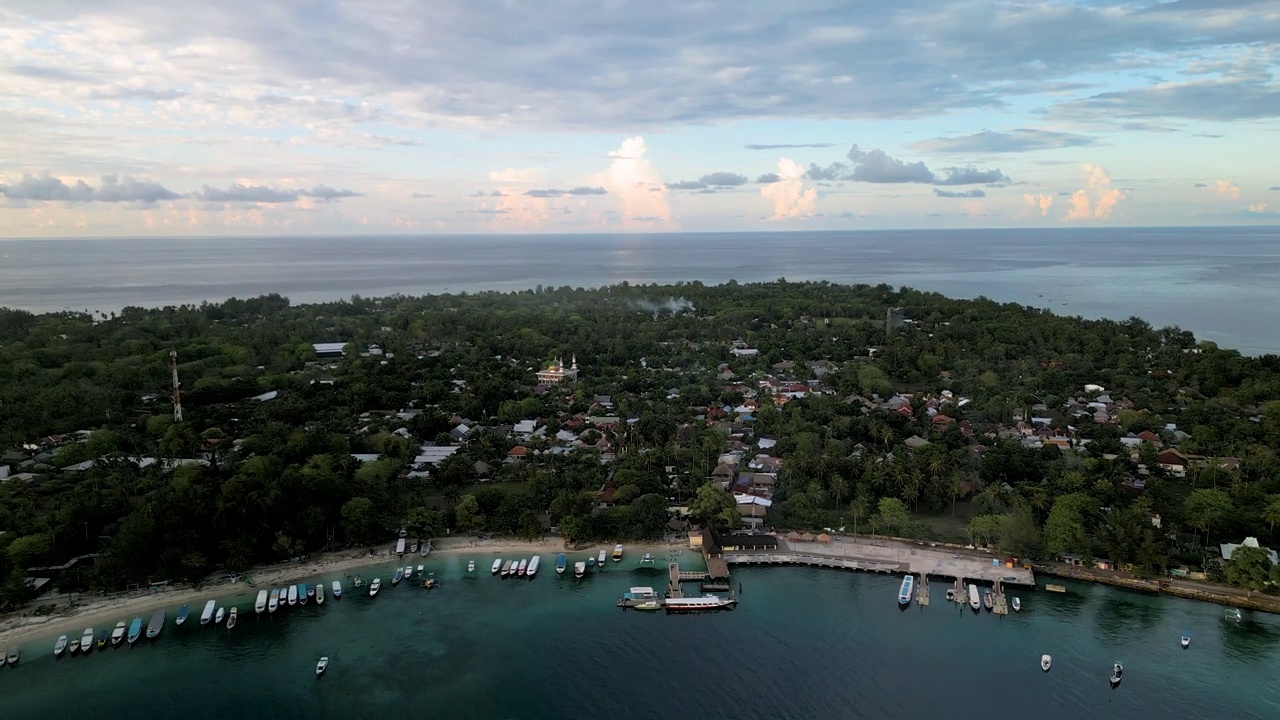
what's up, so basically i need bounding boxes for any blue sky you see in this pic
[0,0,1278,236]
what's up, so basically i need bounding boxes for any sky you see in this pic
[1,0,1278,237]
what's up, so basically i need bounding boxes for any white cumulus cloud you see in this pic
[760,158,817,220]
[1211,179,1241,200]
[1064,163,1124,221]
[597,136,670,225]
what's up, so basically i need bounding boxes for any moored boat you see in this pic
[983,590,994,611]
[316,583,325,605]
[298,583,309,605]
[898,574,915,607]
[111,621,127,646]
[640,553,655,565]
[468,560,476,573]
[201,599,217,624]
[288,585,298,606]
[352,576,364,589]
[127,616,143,645]
[96,629,108,650]
[967,584,980,612]
[54,635,68,658]
[664,595,738,613]
[1012,597,1022,613]
[527,555,540,578]
[332,580,342,599]
[215,606,226,624]
[492,558,502,575]
[255,590,268,614]
[517,558,528,577]
[420,572,437,589]
[81,627,95,654]
[227,607,238,629]
[574,561,586,578]
[316,656,329,677]
[269,588,280,612]
[417,564,424,574]
[69,639,81,654]
[612,544,624,562]
[556,554,567,574]
[1041,654,1052,672]
[176,604,190,626]
[624,586,659,600]
[598,549,607,566]
[587,556,596,568]
[404,565,414,581]
[501,559,513,577]
[146,608,166,639]
[369,577,382,597]
[6,647,18,666]
[392,568,404,586]
[1109,662,1123,688]
[1181,633,1191,649]
[635,600,663,611]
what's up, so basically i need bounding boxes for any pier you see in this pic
[952,577,966,604]
[916,574,930,606]
[993,580,1009,615]
[667,563,685,598]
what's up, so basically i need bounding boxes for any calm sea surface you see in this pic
[1,227,1277,354]
[2,555,1279,719]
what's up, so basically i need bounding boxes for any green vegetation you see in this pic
[1,280,1280,607]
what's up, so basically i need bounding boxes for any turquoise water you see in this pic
[2,554,1279,719]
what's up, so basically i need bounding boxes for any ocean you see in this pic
[1,226,1278,355]
[2,555,1279,719]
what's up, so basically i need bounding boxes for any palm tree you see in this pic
[1264,495,1280,540]
[830,475,850,516]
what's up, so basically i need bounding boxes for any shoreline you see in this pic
[1032,562,1280,614]
[0,537,682,649]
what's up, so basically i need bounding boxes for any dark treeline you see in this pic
[1,280,1279,606]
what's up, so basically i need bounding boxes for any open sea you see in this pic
[1,226,1278,354]
[2,555,1279,719]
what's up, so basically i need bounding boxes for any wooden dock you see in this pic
[667,563,684,598]
[993,580,1009,615]
[723,552,904,574]
[916,574,930,606]
[952,577,966,604]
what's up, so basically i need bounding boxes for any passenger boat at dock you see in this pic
[556,554,567,574]
[664,595,738,613]
[967,584,981,612]
[982,590,994,611]
[897,574,914,608]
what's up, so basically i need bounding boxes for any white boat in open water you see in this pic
[332,580,342,599]
[316,583,325,605]
[369,577,382,597]
[468,560,476,573]
[316,656,328,677]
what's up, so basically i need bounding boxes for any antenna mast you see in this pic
[170,350,183,422]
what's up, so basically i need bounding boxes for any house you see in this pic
[1220,537,1279,565]
[904,435,931,450]
[712,463,736,483]
[737,503,769,526]
[718,532,778,551]
[513,419,539,436]
[312,342,346,358]
[450,423,472,442]
[729,347,759,357]
[1155,448,1190,477]
[507,446,529,461]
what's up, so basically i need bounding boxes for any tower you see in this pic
[170,350,183,422]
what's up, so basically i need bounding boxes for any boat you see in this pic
[288,585,298,606]
[624,586,660,600]
[640,553,655,565]
[6,648,17,666]
[201,599,217,624]
[352,576,364,589]
[176,604,190,626]
[54,635,68,658]
[967,584,981,612]
[111,621,127,646]
[127,616,143,645]
[556,554,567,574]
[307,583,316,598]
[1181,633,1191,649]
[70,639,81,654]
[421,572,437,589]
[268,588,280,612]
[587,557,596,568]
[1226,608,1242,623]
[404,565,414,580]
[417,564,424,574]
[316,583,325,605]
[392,568,404,586]
[298,583,309,605]
[1041,654,1052,672]
[227,607,238,630]
[81,627,95,654]
[664,595,738,613]
[517,558,528,577]
[612,544,624,562]
[467,560,476,573]
[1109,662,1123,688]
[574,561,586,578]
[501,559,513,577]
[369,577,381,597]
[255,590,268,614]
[898,574,915,607]
[491,558,502,575]
[332,580,342,599]
[146,608,166,639]
[1045,584,1067,593]
[527,555,540,578]
[316,656,329,677]
[215,607,225,624]
[1012,597,1022,613]
[945,588,956,601]
[635,600,663,611]
[983,590,994,611]
[598,549,607,566]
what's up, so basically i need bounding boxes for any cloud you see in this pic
[1063,164,1125,221]
[914,129,1097,153]
[0,171,182,203]
[760,158,817,220]
[666,172,749,191]
[597,137,670,224]
[1054,76,1280,124]
[934,166,1010,186]
[934,188,986,198]
[756,173,780,184]
[1270,186,1280,191]
[196,183,363,203]
[301,185,363,201]
[845,145,935,183]
[411,192,434,198]
[1023,193,1054,217]
[1210,179,1241,200]
[488,168,543,184]
[744,143,839,151]
[524,186,607,198]
[1248,203,1269,213]
[1194,183,1208,188]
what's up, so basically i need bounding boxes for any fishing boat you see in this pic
[420,572,437,589]
[146,608,166,639]
[1109,662,1123,688]
[983,590,994,611]
[111,621,127,646]
[1012,597,1022,613]
[664,595,738,613]
[1041,654,1052,672]
[6,648,18,666]
[417,564,424,574]
[527,555,540,578]
[556,554,567,574]
[369,577,382,597]
[967,584,981,612]
[587,556,596,568]
[202,599,217,624]
[612,544,624,562]
[634,600,663,611]
[517,558,528,577]
[54,635,68,658]
[215,607,225,624]
[501,559,513,577]
[332,580,342,599]
[298,583,309,605]
[640,553,655,565]
[268,588,280,613]
[574,561,586,578]
[352,576,364,589]
[898,574,915,607]
[1226,608,1242,623]
[492,558,502,575]
[255,590,268,614]
[96,629,108,650]
[288,585,298,606]
[175,604,190,626]
[404,565,414,581]
[127,616,143,645]
[81,627,95,654]
[316,656,329,677]
[316,583,325,605]
[69,639,81,654]
[227,607,238,630]
[392,568,404,586]
[467,560,476,573]
[598,549,607,566]
[1181,633,1191,649]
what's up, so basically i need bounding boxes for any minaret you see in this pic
[170,350,183,422]
[571,354,577,370]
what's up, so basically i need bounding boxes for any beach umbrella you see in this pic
[787,531,801,542]
[800,532,815,542]
[817,533,831,543]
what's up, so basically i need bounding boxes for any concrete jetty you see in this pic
[917,574,930,606]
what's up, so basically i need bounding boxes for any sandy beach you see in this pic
[0,536,683,649]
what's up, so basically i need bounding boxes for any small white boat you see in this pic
[1011,597,1022,613]
[6,647,18,666]
[491,558,502,575]
[111,621,127,646]
[201,599,217,624]
[370,577,382,597]
[255,589,268,614]
[316,656,329,677]
[269,588,280,612]
[332,580,342,599]
[1181,634,1191,649]
[69,639,81,654]
[288,585,298,606]
[501,559,513,577]
[527,555,540,578]
[1110,662,1123,687]
[517,558,528,576]
[1041,654,1052,672]
[612,544,624,562]
[404,565,414,580]
[967,584,981,612]
[468,560,476,573]
[598,549,607,566]
[574,561,586,578]
[54,635,68,658]
[316,583,325,605]
[417,564,424,574]
[226,607,238,630]
[81,627,95,654]
[215,607,225,624]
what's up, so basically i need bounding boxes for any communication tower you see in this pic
[170,350,183,422]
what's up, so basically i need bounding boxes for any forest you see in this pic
[2,280,1280,606]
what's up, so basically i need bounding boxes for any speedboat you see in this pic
[332,580,342,599]
[556,554,567,574]
[392,568,404,586]
[127,616,143,645]
[598,549,607,566]
[612,544,624,562]
[404,565,414,581]
[215,607,226,624]
[370,577,382,597]
[176,604,190,626]
[111,621,127,646]
[81,627,95,655]
[316,583,325,605]
[1012,597,1021,613]
[54,635,68,658]
[1041,654,1052,672]
[70,639,81,654]
[635,600,662,611]
[316,656,329,677]
[1181,634,1191,649]
[492,558,502,575]
[527,555,540,578]
[587,557,596,568]
[468,560,476,573]
[96,629,108,650]
[269,588,280,612]
[226,607,238,630]
[574,561,586,579]
[982,590,994,611]
[1109,663,1123,688]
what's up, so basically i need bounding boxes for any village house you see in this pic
[1155,448,1190,477]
